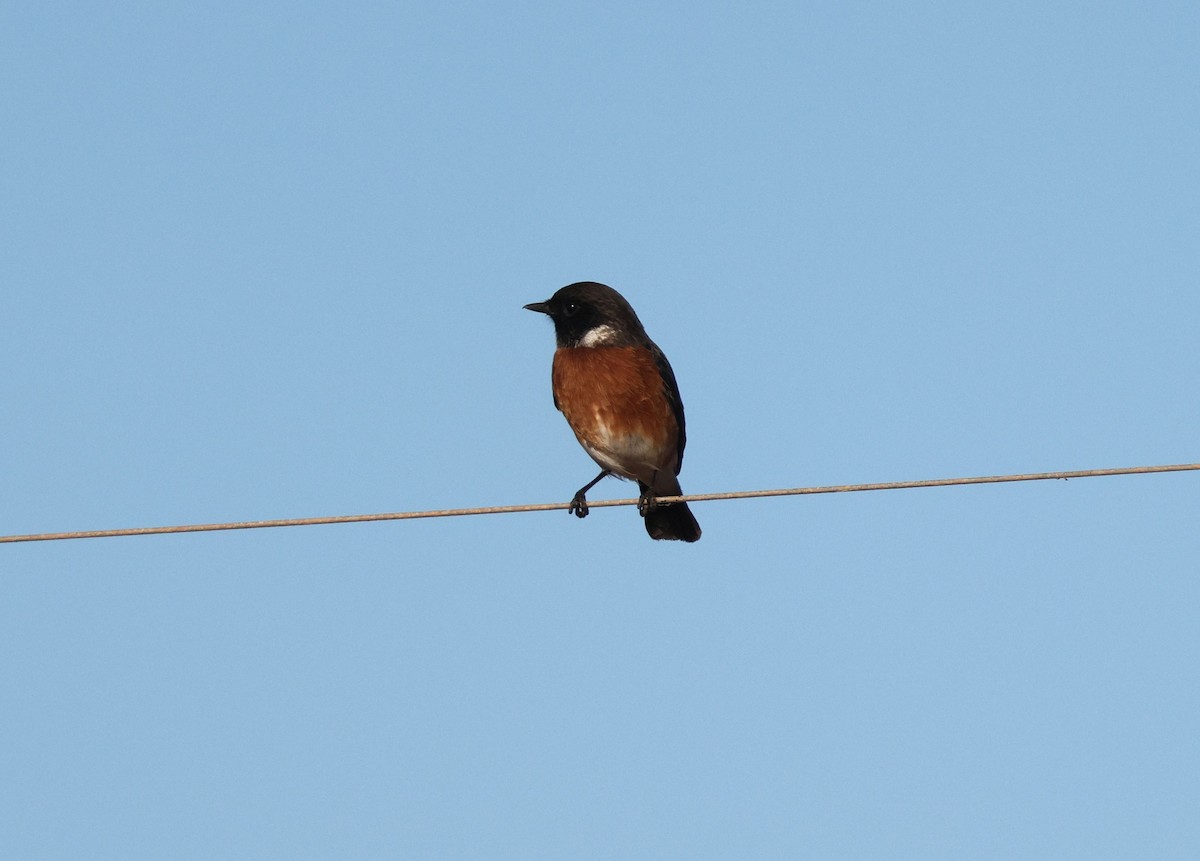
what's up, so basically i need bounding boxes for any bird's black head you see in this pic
[524,281,649,348]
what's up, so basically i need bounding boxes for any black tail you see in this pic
[644,500,701,542]
[640,478,701,542]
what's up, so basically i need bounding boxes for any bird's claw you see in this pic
[637,492,657,518]
[569,492,590,519]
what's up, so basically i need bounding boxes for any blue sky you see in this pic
[3,2,1198,857]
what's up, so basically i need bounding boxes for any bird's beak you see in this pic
[523,301,550,315]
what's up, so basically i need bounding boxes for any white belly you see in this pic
[579,416,666,483]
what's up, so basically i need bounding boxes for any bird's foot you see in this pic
[637,490,657,518]
[569,491,590,519]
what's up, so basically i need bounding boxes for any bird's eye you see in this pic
[563,302,580,316]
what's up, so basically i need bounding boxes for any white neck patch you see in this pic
[578,324,618,347]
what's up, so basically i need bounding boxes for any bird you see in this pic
[524,281,701,542]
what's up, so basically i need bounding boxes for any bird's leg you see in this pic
[637,473,659,517]
[570,470,610,519]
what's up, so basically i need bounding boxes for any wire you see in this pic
[2,462,1196,545]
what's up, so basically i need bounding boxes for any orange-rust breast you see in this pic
[551,346,679,482]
